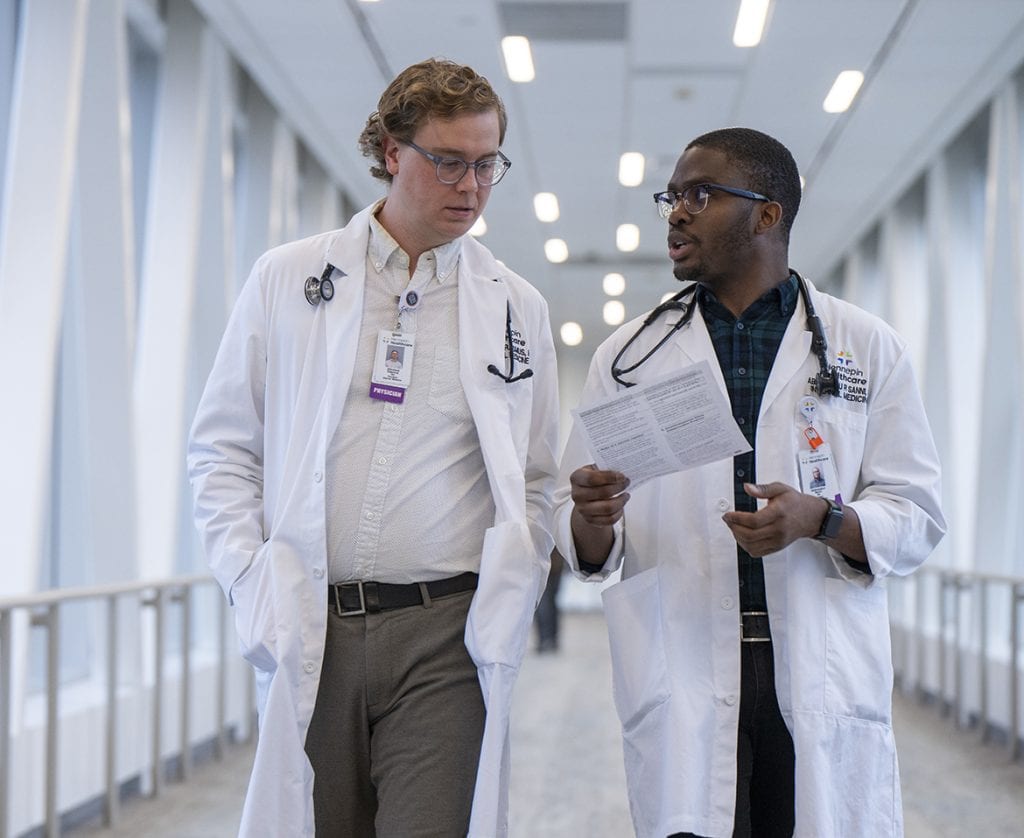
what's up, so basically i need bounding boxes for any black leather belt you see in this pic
[741,610,772,643]
[328,572,478,617]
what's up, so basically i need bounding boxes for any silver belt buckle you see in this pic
[741,610,771,643]
[335,581,367,617]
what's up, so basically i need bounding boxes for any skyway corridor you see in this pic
[67,611,1024,838]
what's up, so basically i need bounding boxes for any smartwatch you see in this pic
[815,498,844,541]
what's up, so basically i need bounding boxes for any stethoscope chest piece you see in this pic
[305,269,335,306]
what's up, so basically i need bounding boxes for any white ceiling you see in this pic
[194,0,1024,360]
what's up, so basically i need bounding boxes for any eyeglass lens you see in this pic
[656,185,709,218]
[436,156,508,186]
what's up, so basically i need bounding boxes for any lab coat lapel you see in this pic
[457,246,521,521]
[760,284,815,418]
[321,210,371,441]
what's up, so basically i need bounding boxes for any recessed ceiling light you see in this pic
[603,300,625,326]
[602,273,626,296]
[545,238,569,263]
[616,223,639,252]
[823,70,864,113]
[534,192,560,222]
[733,0,770,47]
[501,36,535,83]
[618,152,645,187]
[560,321,583,346]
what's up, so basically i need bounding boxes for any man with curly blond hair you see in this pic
[189,59,559,837]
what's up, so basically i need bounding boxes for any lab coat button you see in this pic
[313,471,323,483]
[724,694,737,706]
[313,568,324,579]
[720,596,734,610]
[717,499,730,511]
[304,662,316,674]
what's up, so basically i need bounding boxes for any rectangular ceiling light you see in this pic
[501,36,535,82]
[733,0,770,47]
[823,70,865,113]
[618,152,645,187]
[534,192,560,222]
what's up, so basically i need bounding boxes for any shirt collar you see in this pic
[697,272,798,322]
[367,201,463,284]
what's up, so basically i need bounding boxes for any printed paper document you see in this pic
[572,360,752,486]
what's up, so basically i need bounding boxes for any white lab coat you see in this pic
[188,205,559,838]
[553,279,946,838]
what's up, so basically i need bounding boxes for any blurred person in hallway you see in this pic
[552,128,945,838]
[188,58,559,838]
[534,547,564,653]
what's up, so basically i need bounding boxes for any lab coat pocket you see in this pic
[602,567,670,732]
[823,577,892,722]
[229,542,279,673]
[428,345,473,423]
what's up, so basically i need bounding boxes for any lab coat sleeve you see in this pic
[840,344,946,580]
[552,344,625,581]
[187,259,269,603]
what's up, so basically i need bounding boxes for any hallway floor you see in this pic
[67,611,1024,837]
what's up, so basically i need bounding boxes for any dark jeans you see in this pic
[669,640,795,838]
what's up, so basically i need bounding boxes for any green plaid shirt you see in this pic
[697,274,798,612]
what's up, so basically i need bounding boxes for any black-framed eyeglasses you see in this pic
[402,139,511,186]
[652,183,770,219]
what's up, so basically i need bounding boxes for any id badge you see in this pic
[370,330,415,403]
[798,443,843,504]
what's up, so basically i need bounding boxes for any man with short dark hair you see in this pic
[189,59,558,837]
[554,127,945,837]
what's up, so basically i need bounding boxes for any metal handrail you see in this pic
[894,565,1024,761]
[0,574,235,838]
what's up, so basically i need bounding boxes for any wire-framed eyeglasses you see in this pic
[402,139,512,186]
[652,183,770,219]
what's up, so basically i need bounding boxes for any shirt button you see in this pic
[377,457,387,465]
[736,322,745,331]
[720,596,734,610]
[304,662,316,674]
[313,471,323,483]
[365,511,375,520]
[725,694,737,706]
[738,367,747,376]
[736,468,745,478]
[736,416,745,425]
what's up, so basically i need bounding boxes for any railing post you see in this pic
[216,594,227,760]
[30,604,60,838]
[150,588,165,796]
[953,574,963,726]
[105,594,119,826]
[0,609,11,838]
[978,580,990,742]
[179,586,191,781]
[939,572,950,716]
[914,571,925,699]
[1012,583,1023,762]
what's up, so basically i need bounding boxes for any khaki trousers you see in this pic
[305,588,485,837]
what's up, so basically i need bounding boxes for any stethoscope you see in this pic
[610,270,839,397]
[305,264,532,384]
[487,301,533,383]
[304,264,337,305]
